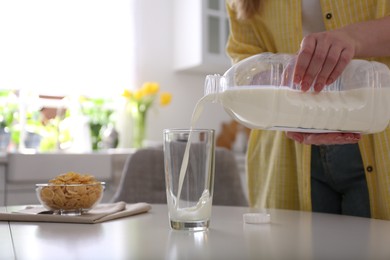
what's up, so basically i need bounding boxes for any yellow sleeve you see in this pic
[225,1,265,64]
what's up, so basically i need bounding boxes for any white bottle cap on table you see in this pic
[243,213,271,224]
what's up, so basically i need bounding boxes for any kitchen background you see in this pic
[0,0,234,151]
[0,0,249,205]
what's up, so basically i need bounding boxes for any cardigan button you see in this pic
[325,13,333,19]
[366,166,373,172]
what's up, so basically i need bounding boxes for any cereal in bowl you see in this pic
[37,172,104,212]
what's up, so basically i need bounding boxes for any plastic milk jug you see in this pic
[204,53,390,133]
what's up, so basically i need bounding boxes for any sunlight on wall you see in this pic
[0,0,135,98]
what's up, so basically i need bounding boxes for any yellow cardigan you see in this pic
[226,0,390,220]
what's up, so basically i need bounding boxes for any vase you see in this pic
[0,127,10,152]
[89,122,103,151]
[100,124,119,149]
[131,108,147,148]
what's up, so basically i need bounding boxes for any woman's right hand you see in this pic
[293,30,356,92]
[288,30,358,145]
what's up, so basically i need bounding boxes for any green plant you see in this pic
[80,97,115,150]
[0,90,18,129]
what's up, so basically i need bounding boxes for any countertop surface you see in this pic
[1,204,390,260]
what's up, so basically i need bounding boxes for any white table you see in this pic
[1,204,390,260]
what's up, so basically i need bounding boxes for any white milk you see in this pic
[170,190,212,221]
[219,86,390,133]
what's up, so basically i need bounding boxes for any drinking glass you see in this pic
[163,128,215,231]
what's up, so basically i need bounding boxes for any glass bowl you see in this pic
[36,182,105,216]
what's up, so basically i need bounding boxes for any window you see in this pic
[0,0,135,98]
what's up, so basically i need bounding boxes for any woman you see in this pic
[226,0,390,219]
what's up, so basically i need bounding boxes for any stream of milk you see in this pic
[170,94,215,221]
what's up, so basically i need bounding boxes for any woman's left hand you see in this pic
[285,131,361,145]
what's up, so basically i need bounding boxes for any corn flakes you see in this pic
[38,172,104,211]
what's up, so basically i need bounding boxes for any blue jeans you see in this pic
[310,143,371,218]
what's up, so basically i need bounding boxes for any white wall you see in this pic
[132,0,231,144]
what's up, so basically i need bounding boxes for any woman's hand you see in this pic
[287,17,390,144]
[294,16,390,92]
[285,131,361,145]
[289,30,357,144]
[293,30,356,92]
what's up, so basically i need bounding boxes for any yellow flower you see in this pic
[78,95,88,103]
[122,82,172,108]
[142,82,160,95]
[122,89,132,99]
[121,82,172,148]
[159,92,172,106]
[133,89,144,101]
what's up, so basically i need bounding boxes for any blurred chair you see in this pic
[111,147,248,206]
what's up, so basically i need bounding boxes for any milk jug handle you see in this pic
[204,74,224,103]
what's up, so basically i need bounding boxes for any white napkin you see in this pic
[0,202,151,224]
